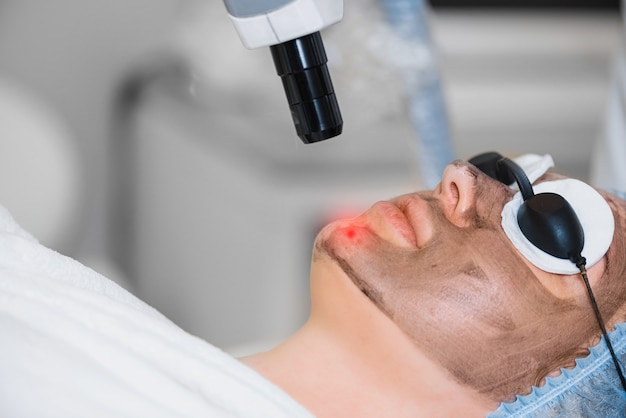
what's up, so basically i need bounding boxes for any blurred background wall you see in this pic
[0,0,180,273]
[0,0,622,352]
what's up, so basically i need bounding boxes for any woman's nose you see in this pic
[439,162,477,227]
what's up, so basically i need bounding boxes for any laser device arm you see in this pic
[223,0,344,143]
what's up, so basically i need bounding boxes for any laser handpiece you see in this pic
[222,0,343,144]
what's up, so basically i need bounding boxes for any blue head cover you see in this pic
[487,322,626,417]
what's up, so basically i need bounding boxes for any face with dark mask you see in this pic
[313,160,626,402]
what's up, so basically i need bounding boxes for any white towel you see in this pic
[0,205,312,417]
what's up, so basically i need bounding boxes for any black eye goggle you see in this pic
[468,151,583,264]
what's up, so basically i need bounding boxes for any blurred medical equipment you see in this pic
[223,0,343,143]
[381,0,454,187]
[104,0,425,351]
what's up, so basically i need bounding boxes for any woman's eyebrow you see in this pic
[465,165,480,179]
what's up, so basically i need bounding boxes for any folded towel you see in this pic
[0,205,311,417]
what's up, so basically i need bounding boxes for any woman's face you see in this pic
[313,160,622,402]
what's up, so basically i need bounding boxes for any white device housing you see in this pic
[227,0,343,49]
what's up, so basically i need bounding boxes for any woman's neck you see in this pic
[242,321,493,417]
[240,258,497,417]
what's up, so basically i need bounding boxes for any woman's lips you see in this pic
[389,194,435,249]
[369,201,418,247]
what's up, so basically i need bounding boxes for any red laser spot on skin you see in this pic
[346,228,356,239]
